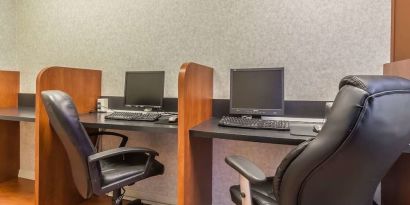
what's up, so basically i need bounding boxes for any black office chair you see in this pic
[226,75,410,205]
[41,90,164,205]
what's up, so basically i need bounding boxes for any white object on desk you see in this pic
[97,98,109,113]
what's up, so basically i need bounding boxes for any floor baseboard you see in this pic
[18,170,35,180]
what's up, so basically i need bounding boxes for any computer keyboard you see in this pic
[105,112,161,122]
[218,116,290,131]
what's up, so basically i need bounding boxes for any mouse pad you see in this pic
[290,122,321,137]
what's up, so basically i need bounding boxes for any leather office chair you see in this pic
[226,75,410,205]
[41,90,164,205]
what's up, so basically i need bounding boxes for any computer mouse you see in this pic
[168,115,178,123]
[313,125,322,133]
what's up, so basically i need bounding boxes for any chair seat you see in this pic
[100,153,164,186]
[230,177,278,205]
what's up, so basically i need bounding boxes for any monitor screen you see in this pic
[124,71,165,108]
[230,68,284,116]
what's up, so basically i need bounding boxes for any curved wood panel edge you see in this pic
[35,67,101,205]
[177,62,214,205]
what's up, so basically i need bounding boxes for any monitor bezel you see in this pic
[229,67,285,116]
[124,71,165,109]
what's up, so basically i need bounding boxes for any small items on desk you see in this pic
[168,115,178,123]
[97,98,109,113]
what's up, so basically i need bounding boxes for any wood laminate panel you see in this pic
[392,0,410,61]
[177,63,213,205]
[0,71,20,183]
[382,60,410,204]
[35,67,101,205]
[384,59,410,78]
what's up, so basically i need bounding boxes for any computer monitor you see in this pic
[124,71,165,109]
[230,68,284,116]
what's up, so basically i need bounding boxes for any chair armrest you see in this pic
[225,155,266,183]
[89,131,128,147]
[88,147,158,163]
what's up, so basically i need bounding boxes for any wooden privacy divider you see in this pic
[382,59,410,205]
[391,0,410,61]
[177,63,214,205]
[0,71,20,182]
[35,67,101,205]
[384,59,410,78]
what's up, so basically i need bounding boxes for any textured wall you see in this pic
[13,0,391,205]
[16,0,390,100]
[20,122,35,180]
[0,0,17,68]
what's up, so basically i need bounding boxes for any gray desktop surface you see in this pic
[190,118,313,145]
[0,107,35,122]
[191,118,410,153]
[79,112,177,133]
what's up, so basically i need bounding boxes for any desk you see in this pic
[79,112,177,133]
[0,107,35,122]
[0,108,177,133]
[190,118,312,145]
[0,106,35,184]
[0,108,178,132]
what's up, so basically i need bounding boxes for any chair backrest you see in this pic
[275,75,410,205]
[41,90,96,199]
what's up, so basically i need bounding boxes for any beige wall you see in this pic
[0,0,17,68]
[10,0,391,205]
[16,0,390,100]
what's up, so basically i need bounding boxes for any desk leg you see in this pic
[0,120,19,182]
[382,153,410,205]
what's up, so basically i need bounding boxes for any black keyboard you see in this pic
[218,116,290,131]
[105,112,161,122]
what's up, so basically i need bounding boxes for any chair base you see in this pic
[112,189,146,205]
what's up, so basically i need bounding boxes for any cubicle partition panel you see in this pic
[382,59,410,205]
[0,71,20,182]
[177,63,214,205]
[35,67,101,205]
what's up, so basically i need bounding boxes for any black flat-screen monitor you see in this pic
[230,68,284,116]
[124,71,165,108]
